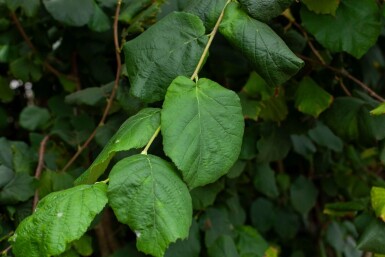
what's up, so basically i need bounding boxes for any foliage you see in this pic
[0,0,385,256]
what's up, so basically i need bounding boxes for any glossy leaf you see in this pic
[124,12,208,102]
[219,2,304,86]
[290,176,318,214]
[294,77,333,117]
[11,183,108,257]
[238,0,293,22]
[19,106,50,131]
[371,187,385,221]
[302,0,340,15]
[75,108,160,185]
[108,154,192,257]
[161,76,244,189]
[301,0,381,58]
[43,0,95,26]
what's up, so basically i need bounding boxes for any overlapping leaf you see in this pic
[301,0,381,58]
[108,154,192,257]
[75,108,160,185]
[238,0,293,22]
[161,76,244,189]
[11,183,108,257]
[124,12,208,102]
[219,2,304,86]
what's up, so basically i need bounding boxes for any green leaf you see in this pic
[161,76,244,189]
[185,0,227,30]
[235,226,269,257]
[108,154,192,257]
[207,235,239,257]
[191,179,225,210]
[290,176,318,214]
[302,0,340,15]
[10,57,42,82]
[19,106,50,131]
[0,138,13,169]
[257,124,291,162]
[308,122,343,152]
[11,183,108,257]
[238,0,293,22]
[370,102,385,116]
[290,134,316,158]
[201,207,234,247]
[88,2,111,32]
[371,187,385,221]
[294,77,333,117]
[124,12,208,102]
[165,220,201,257]
[250,198,275,233]
[219,2,304,86]
[73,235,93,256]
[11,141,34,174]
[0,76,13,103]
[75,108,160,185]
[273,208,300,239]
[357,219,385,254]
[301,0,381,58]
[253,163,279,198]
[65,87,105,106]
[5,0,40,17]
[42,0,95,27]
[0,165,14,188]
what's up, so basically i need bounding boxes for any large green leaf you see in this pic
[75,108,160,185]
[184,0,227,30]
[219,2,304,86]
[161,76,244,189]
[371,187,385,221]
[301,0,381,58]
[108,154,192,257]
[302,0,340,15]
[42,0,95,27]
[5,0,40,17]
[294,77,333,117]
[124,12,208,102]
[238,0,293,22]
[11,183,108,257]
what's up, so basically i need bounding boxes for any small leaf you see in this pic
[42,0,95,26]
[65,87,105,106]
[11,183,108,257]
[301,0,381,58]
[290,134,316,158]
[19,106,50,131]
[201,207,234,247]
[235,226,269,257]
[219,2,304,86]
[207,235,239,257]
[161,76,244,189]
[238,0,293,22]
[290,176,318,214]
[75,108,160,185]
[250,198,275,233]
[308,122,343,152]
[253,163,279,198]
[88,2,111,32]
[357,219,385,254]
[257,124,291,162]
[10,57,42,82]
[124,12,208,102]
[302,0,340,15]
[5,0,40,17]
[0,138,13,169]
[294,77,333,117]
[108,154,192,257]
[370,102,385,116]
[371,187,385,221]
[191,179,225,210]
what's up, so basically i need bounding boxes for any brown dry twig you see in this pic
[62,0,123,172]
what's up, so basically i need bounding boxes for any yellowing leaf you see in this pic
[371,187,385,221]
[370,102,385,116]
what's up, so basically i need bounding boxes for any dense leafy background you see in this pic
[1,0,385,256]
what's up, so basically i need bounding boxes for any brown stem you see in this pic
[32,135,50,211]
[298,54,385,102]
[336,76,352,96]
[62,0,123,172]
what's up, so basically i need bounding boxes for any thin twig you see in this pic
[298,54,385,102]
[190,0,231,81]
[10,11,76,81]
[32,135,50,211]
[336,76,352,96]
[62,0,123,172]
[1,245,12,255]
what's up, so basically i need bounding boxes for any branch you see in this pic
[10,11,76,82]
[32,135,50,211]
[298,54,385,102]
[62,0,123,172]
